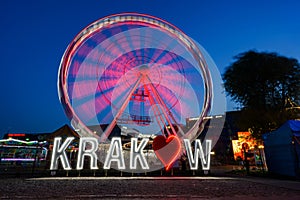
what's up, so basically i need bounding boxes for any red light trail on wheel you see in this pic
[58,13,212,144]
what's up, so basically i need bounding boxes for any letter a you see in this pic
[103,137,125,170]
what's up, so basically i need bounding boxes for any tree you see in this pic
[223,50,300,139]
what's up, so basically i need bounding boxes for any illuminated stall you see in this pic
[232,132,265,167]
[0,138,47,163]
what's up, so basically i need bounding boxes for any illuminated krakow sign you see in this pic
[55,13,226,174]
[50,137,212,171]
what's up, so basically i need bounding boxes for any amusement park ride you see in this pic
[56,13,225,172]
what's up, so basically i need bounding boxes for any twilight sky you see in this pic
[0,0,299,134]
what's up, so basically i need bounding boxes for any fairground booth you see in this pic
[0,137,47,163]
[263,120,300,177]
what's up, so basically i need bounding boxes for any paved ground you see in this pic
[1,176,300,199]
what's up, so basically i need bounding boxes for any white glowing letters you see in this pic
[130,138,149,169]
[184,139,212,170]
[50,137,151,171]
[50,137,74,170]
[103,137,125,170]
[76,137,99,170]
[50,137,212,171]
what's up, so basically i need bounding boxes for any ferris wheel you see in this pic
[58,13,213,144]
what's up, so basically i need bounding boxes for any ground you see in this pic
[1,176,300,199]
[1,165,300,199]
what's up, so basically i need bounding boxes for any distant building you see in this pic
[2,132,49,142]
[186,111,242,164]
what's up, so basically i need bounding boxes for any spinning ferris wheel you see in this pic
[58,13,213,143]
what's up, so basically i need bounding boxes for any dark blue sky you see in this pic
[1,0,300,134]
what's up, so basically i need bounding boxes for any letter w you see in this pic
[184,139,212,170]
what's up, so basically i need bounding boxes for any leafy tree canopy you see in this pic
[223,50,300,138]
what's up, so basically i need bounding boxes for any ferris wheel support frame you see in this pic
[100,76,143,142]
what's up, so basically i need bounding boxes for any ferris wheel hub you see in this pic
[138,65,150,76]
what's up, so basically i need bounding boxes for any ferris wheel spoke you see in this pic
[122,31,139,55]
[154,43,180,64]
